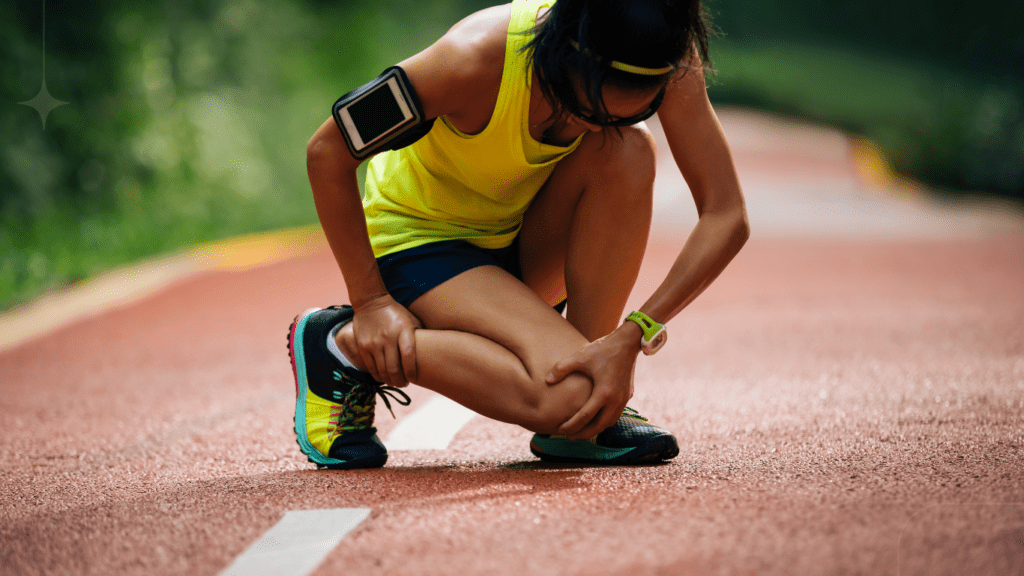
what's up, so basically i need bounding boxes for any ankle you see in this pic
[335,324,366,371]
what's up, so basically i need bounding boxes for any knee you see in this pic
[516,373,591,434]
[600,126,657,194]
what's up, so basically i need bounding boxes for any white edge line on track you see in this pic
[218,508,370,576]
[385,395,478,451]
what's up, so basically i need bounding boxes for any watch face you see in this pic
[644,329,667,355]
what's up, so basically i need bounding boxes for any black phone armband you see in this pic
[332,66,435,160]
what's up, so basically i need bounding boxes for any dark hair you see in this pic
[523,0,713,122]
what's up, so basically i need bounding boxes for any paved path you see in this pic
[1,109,1022,576]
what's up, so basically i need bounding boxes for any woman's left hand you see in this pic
[546,322,644,440]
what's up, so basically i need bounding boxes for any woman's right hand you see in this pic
[350,294,422,387]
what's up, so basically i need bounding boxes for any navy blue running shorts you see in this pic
[376,237,566,313]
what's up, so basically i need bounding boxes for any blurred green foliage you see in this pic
[1,0,486,310]
[1,0,1021,311]
[707,0,1023,198]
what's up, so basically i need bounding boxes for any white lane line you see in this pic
[219,508,370,576]
[385,395,478,451]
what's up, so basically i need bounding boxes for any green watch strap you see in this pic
[625,311,663,343]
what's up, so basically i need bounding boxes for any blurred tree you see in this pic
[0,0,497,309]
[1,0,1019,311]
[3,0,138,220]
[711,0,1022,79]
[708,0,1023,199]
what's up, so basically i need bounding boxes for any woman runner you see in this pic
[290,0,748,468]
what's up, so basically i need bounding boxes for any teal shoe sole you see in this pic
[288,308,387,470]
[529,433,679,465]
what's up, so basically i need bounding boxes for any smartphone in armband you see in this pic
[332,66,433,160]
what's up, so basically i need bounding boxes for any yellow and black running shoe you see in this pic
[529,407,679,465]
[288,306,410,469]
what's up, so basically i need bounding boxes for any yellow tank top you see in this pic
[362,0,582,258]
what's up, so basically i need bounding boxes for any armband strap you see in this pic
[331,66,436,160]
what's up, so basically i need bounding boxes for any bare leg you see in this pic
[337,266,593,434]
[519,125,656,339]
[336,126,656,432]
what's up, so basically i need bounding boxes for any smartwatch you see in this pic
[625,311,667,356]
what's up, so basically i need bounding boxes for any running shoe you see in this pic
[529,407,679,464]
[288,305,410,469]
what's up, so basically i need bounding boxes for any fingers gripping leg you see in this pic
[406,266,594,433]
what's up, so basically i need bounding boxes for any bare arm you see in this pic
[550,57,749,438]
[304,8,506,386]
[639,59,750,324]
[306,111,427,388]
[306,120,386,308]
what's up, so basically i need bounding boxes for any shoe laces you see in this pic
[622,406,649,422]
[543,407,651,443]
[328,370,411,432]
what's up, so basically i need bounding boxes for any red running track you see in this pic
[2,111,1023,575]
[2,233,1022,575]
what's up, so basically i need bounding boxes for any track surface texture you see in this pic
[2,109,1023,576]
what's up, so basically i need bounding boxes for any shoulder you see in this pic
[657,50,713,129]
[398,4,511,119]
[447,4,512,58]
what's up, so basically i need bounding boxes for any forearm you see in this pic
[638,204,749,324]
[306,133,388,309]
